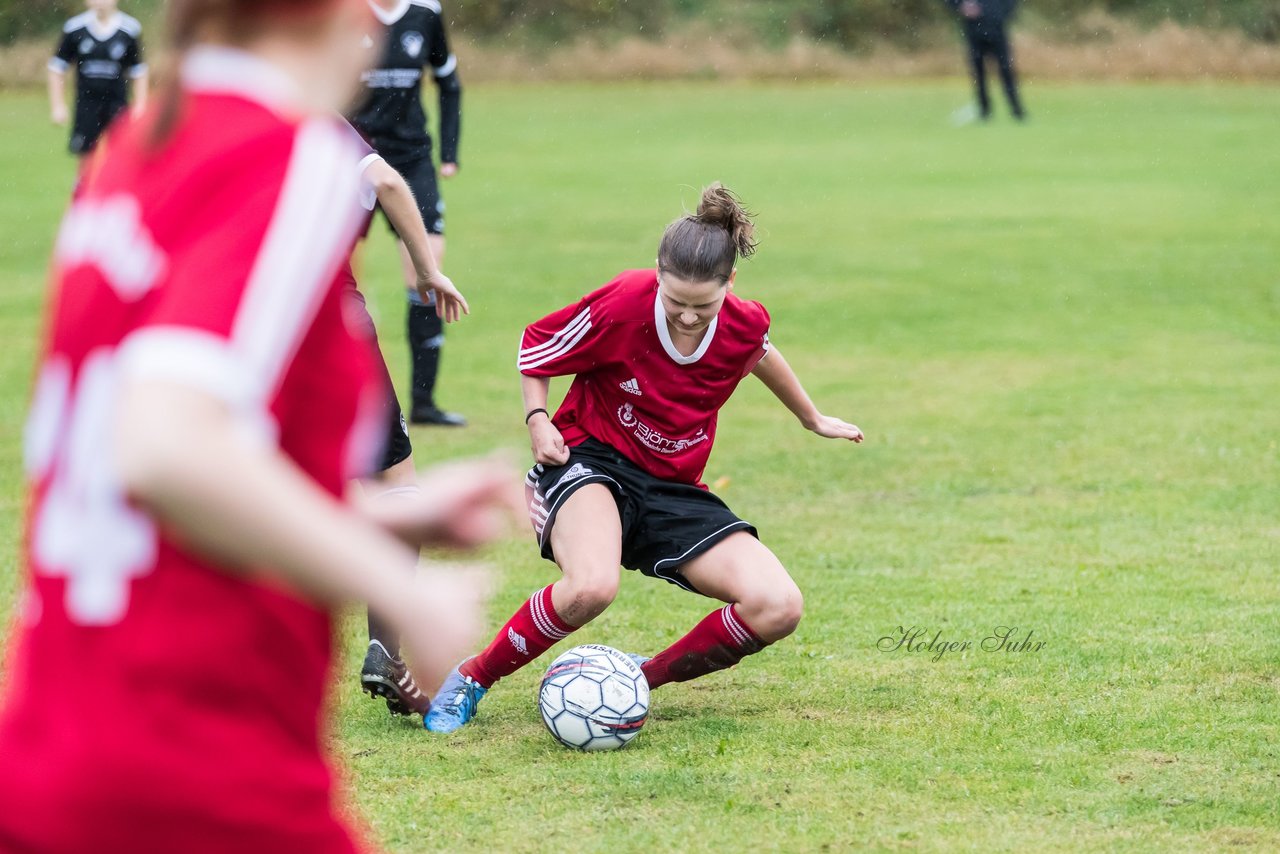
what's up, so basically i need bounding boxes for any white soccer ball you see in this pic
[538,644,650,751]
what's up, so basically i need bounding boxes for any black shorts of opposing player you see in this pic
[70,98,126,155]
[379,156,445,236]
[378,398,413,471]
[527,439,758,592]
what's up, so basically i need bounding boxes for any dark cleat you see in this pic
[409,405,467,427]
[361,640,431,718]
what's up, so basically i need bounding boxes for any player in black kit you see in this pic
[48,1,147,156]
[351,0,466,427]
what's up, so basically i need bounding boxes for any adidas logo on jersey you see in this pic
[508,627,529,656]
[619,378,642,396]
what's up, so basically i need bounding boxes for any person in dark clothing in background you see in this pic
[351,0,467,426]
[946,0,1026,121]
[48,1,148,157]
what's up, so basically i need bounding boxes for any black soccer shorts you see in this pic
[526,438,758,593]
[69,97,125,155]
[379,155,445,236]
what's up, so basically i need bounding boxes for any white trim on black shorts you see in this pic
[651,520,752,591]
[531,468,621,553]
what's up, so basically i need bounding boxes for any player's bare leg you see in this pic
[679,532,803,641]
[426,484,622,732]
[547,484,623,626]
[376,454,417,489]
[638,532,803,688]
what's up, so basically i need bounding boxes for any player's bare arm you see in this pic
[47,67,68,125]
[130,70,149,114]
[113,379,498,688]
[365,158,468,322]
[751,344,864,442]
[522,373,570,465]
[357,456,523,548]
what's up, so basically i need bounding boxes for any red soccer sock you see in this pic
[642,604,767,690]
[460,585,575,689]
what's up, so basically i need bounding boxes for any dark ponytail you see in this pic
[657,183,757,285]
[148,0,342,149]
[146,0,208,149]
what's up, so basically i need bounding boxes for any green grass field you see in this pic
[2,82,1278,852]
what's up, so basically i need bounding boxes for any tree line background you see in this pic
[5,0,1279,48]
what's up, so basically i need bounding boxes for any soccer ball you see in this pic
[538,644,649,751]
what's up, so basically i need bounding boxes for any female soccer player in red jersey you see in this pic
[425,184,864,732]
[0,2,512,851]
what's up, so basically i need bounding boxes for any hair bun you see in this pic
[695,182,757,259]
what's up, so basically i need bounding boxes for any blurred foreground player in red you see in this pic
[425,184,864,733]
[0,1,513,851]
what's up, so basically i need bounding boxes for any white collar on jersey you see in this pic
[654,287,719,365]
[81,12,123,41]
[181,46,302,115]
[369,0,411,25]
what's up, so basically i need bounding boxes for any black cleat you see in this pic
[361,640,431,717]
[409,405,467,427]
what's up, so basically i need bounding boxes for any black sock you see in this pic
[367,612,400,660]
[406,301,443,410]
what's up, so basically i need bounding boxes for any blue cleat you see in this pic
[424,662,488,733]
[625,652,651,670]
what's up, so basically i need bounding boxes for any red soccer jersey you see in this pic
[518,269,771,487]
[0,48,380,853]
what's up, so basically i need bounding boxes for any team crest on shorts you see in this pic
[546,463,593,497]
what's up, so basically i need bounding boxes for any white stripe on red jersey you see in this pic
[117,117,364,418]
[231,119,364,402]
[517,306,592,370]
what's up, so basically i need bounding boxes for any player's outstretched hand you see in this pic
[440,162,459,179]
[397,564,489,693]
[51,104,69,126]
[364,456,523,549]
[418,270,469,324]
[529,416,570,466]
[809,414,865,443]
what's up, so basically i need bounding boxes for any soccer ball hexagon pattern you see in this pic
[538,644,650,751]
